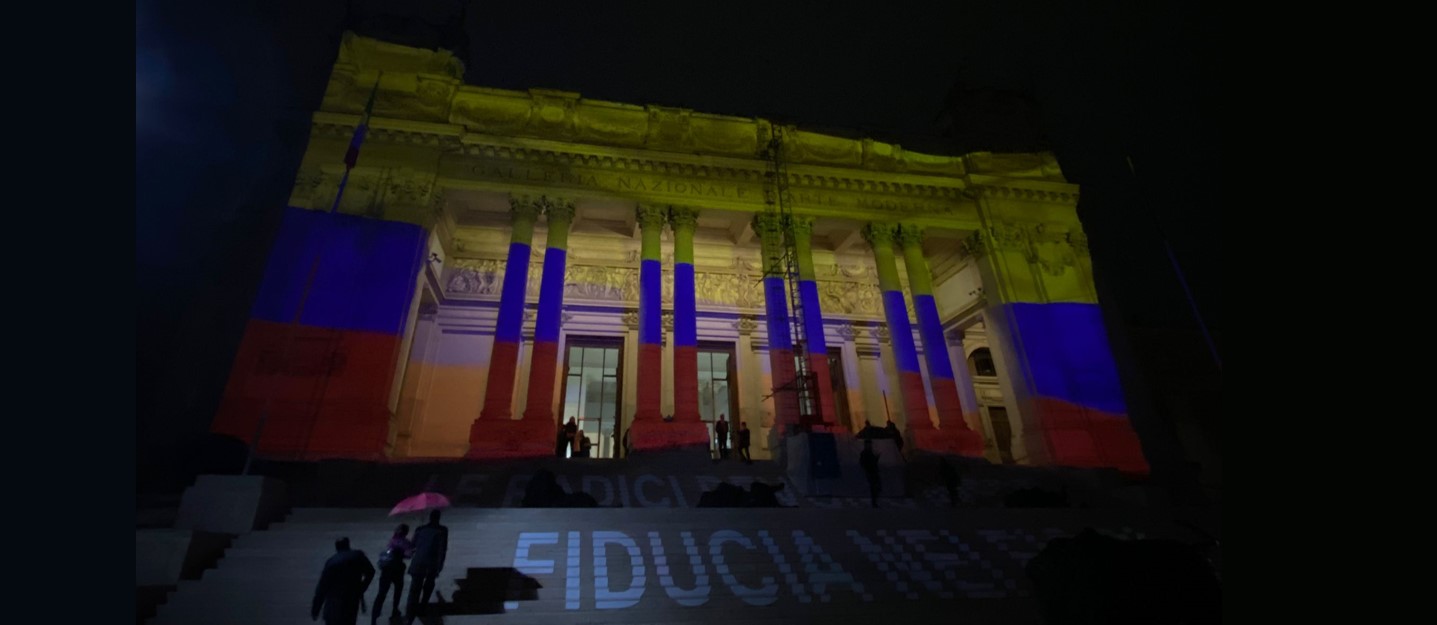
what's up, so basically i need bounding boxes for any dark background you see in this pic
[137,0,1218,500]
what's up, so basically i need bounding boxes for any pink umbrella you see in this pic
[389,492,450,517]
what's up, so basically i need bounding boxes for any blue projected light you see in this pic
[251,208,425,335]
[1008,303,1127,415]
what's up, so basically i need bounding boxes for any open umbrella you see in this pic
[389,491,450,517]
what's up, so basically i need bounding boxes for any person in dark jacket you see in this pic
[405,510,450,623]
[940,458,963,508]
[312,537,375,625]
[738,421,752,463]
[860,440,881,509]
[714,415,730,460]
[372,524,414,624]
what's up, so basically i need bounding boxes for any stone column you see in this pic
[620,310,640,458]
[628,204,708,451]
[790,216,841,430]
[634,203,666,423]
[522,198,575,423]
[754,213,801,431]
[477,197,539,420]
[862,223,929,435]
[872,325,903,429]
[897,223,984,456]
[467,196,550,458]
[837,323,867,431]
[734,316,763,454]
[670,206,701,422]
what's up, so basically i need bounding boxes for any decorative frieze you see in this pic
[443,258,892,318]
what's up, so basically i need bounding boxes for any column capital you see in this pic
[963,230,988,259]
[896,223,926,248]
[752,213,786,243]
[1066,230,1089,255]
[789,215,816,239]
[622,309,640,330]
[636,203,668,230]
[508,194,545,223]
[668,205,701,230]
[734,315,760,336]
[862,222,898,247]
[544,197,576,223]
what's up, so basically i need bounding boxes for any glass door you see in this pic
[560,338,623,458]
[697,342,737,457]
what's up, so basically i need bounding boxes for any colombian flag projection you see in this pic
[212,207,426,459]
[1002,302,1148,474]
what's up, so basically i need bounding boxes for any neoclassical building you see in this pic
[210,33,1145,473]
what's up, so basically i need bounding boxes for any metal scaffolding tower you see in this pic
[761,124,821,429]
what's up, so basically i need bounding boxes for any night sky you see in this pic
[137,0,1216,486]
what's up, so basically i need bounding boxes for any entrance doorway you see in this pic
[560,337,623,459]
[697,342,738,458]
[988,406,1015,464]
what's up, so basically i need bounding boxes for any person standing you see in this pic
[714,414,730,460]
[738,420,752,464]
[372,524,414,624]
[405,510,449,623]
[860,440,881,509]
[940,457,963,508]
[312,537,375,625]
[575,428,590,458]
[563,417,579,459]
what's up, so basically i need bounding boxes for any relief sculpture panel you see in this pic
[444,258,887,319]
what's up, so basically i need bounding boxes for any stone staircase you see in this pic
[149,504,1192,625]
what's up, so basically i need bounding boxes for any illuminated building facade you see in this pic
[209,34,1146,473]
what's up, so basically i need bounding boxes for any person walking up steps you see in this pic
[405,510,449,624]
[372,524,414,624]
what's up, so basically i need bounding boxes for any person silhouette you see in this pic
[738,420,752,463]
[372,524,414,623]
[860,440,881,509]
[404,510,449,623]
[715,414,730,460]
[940,458,963,508]
[312,537,375,625]
[563,417,579,459]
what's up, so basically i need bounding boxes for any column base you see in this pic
[908,426,986,457]
[466,418,556,460]
[627,420,711,453]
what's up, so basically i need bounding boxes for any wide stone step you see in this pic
[153,600,1041,625]
[154,507,1179,625]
